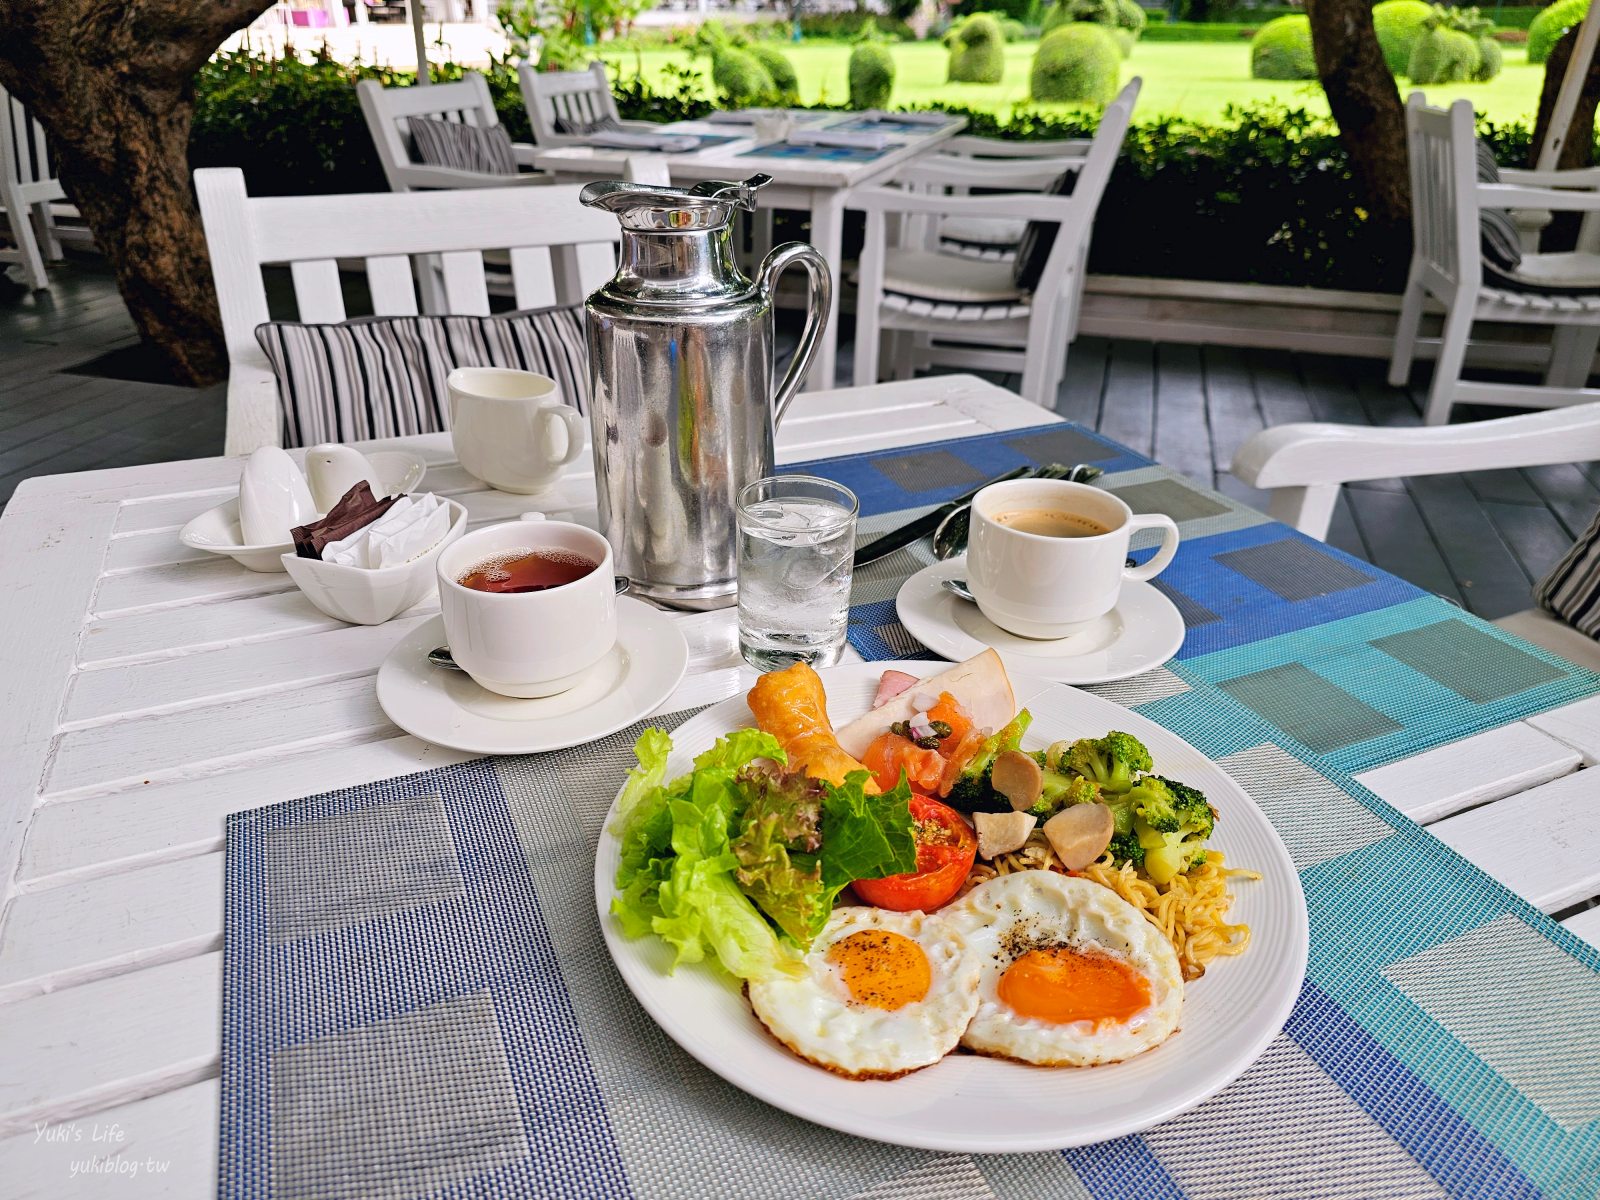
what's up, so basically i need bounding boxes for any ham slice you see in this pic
[872,670,920,709]
[835,649,1016,759]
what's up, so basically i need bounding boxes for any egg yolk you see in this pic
[998,946,1150,1026]
[827,930,931,1011]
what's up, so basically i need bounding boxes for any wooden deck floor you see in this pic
[3,257,1595,623]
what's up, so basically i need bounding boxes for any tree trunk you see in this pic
[1304,0,1410,231]
[0,0,273,386]
[1531,25,1600,171]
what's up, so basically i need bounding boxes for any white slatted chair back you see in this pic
[518,62,619,145]
[0,83,69,290]
[195,167,620,454]
[357,73,518,192]
[1404,94,1481,300]
[943,134,1093,160]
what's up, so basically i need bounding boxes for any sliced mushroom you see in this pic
[974,811,1037,860]
[990,750,1044,812]
[1042,803,1115,871]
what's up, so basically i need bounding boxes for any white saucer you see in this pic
[895,557,1186,684]
[376,598,689,754]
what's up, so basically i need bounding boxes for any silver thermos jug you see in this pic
[580,174,831,609]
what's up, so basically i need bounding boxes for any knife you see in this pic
[853,464,1042,568]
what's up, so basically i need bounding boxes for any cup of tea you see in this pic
[436,514,616,697]
[966,478,1180,640]
[447,368,586,495]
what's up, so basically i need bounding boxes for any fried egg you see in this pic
[948,870,1184,1067]
[747,906,980,1079]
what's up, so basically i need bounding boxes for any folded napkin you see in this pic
[859,110,949,127]
[789,129,891,152]
[321,493,450,569]
[291,482,399,560]
[584,130,701,152]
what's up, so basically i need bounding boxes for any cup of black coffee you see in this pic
[436,514,616,696]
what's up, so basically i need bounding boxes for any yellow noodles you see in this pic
[961,833,1259,981]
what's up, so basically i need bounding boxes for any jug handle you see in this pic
[759,242,832,427]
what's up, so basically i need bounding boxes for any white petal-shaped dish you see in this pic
[594,661,1308,1153]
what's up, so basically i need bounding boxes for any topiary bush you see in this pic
[1249,14,1317,80]
[747,44,799,104]
[1474,31,1504,79]
[1407,25,1480,81]
[1529,0,1587,63]
[1040,0,1073,33]
[946,13,1007,83]
[1038,0,1142,52]
[1030,22,1122,103]
[711,45,776,105]
[1373,0,1434,74]
[848,41,896,109]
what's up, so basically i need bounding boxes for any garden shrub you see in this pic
[971,0,1040,21]
[1372,0,1433,75]
[747,44,799,103]
[946,14,1007,83]
[1038,0,1143,51]
[1031,22,1121,103]
[1249,15,1316,80]
[711,45,776,104]
[848,41,896,108]
[1474,32,1503,79]
[1407,26,1479,81]
[1528,0,1587,63]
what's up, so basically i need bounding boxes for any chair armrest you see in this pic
[849,185,1073,222]
[1479,183,1600,211]
[1499,166,1600,189]
[894,155,1080,190]
[401,166,552,189]
[1233,404,1600,489]
[512,142,540,167]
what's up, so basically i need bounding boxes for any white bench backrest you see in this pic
[518,62,617,144]
[356,74,503,192]
[195,166,620,452]
[1405,93,1482,296]
[0,84,64,202]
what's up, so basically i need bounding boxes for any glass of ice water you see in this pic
[737,475,859,671]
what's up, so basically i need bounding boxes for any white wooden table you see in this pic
[528,112,966,392]
[1,374,1597,1197]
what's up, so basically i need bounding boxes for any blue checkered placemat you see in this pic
[222,678,1600,1199]
[784,421,1600,776]
[737,140,892,163]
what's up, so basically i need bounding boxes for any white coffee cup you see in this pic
[436,514,617,697]
[967,478,1180,640]
[447,368,585,495]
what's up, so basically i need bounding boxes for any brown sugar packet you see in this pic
[291,481,402,560]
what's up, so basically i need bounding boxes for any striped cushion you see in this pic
[255,307,587,448]
[408,116,517,176]
[1535,508,1600,640]
[1476,138,1525,279]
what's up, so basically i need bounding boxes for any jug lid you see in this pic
[580,175,773,232]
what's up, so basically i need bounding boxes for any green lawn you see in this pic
[610,40,1548,124]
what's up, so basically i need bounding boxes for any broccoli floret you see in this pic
[1125,776,1180,833]
[941,711,1034,812]
[1131,775,1216,885]
[1063,731,1152,794]
[1107,830,1145,869]
[1027,771,1101,820]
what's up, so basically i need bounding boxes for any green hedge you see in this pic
[1031,23,1122,102]
[748,43,800,104]
[1141,21,1258,40]
[1529,0,1587,64]
[1373,0,1433,75]
[1250,15,1316,81]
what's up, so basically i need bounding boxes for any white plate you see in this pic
[595,661,1308,1153]
[179,450,428,572]
[376,599,689,754]
[897,557,1187,685]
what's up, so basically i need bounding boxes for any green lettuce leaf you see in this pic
[818,771,917,889]
[730,771,830,944]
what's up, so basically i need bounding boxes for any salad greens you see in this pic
[610,728,917,981]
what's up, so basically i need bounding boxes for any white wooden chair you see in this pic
[1232,403,1600,669]
[943,134,1093,160]
[356,73,538,192]
[194,167,620,455]
[0,84,69,291]
[911,151,1089,263]
[1391,94,1600,425]
[517,61,657,147]
[850,79,1138,407]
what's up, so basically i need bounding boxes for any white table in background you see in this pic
[528,112,967,393]
[1,374,1598,1197]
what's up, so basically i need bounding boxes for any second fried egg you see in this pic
[947,870,1184,1066]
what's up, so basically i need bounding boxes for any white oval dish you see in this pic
[594,661,1308,1153]
[280,498,468,625]
[179,450,428,573]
